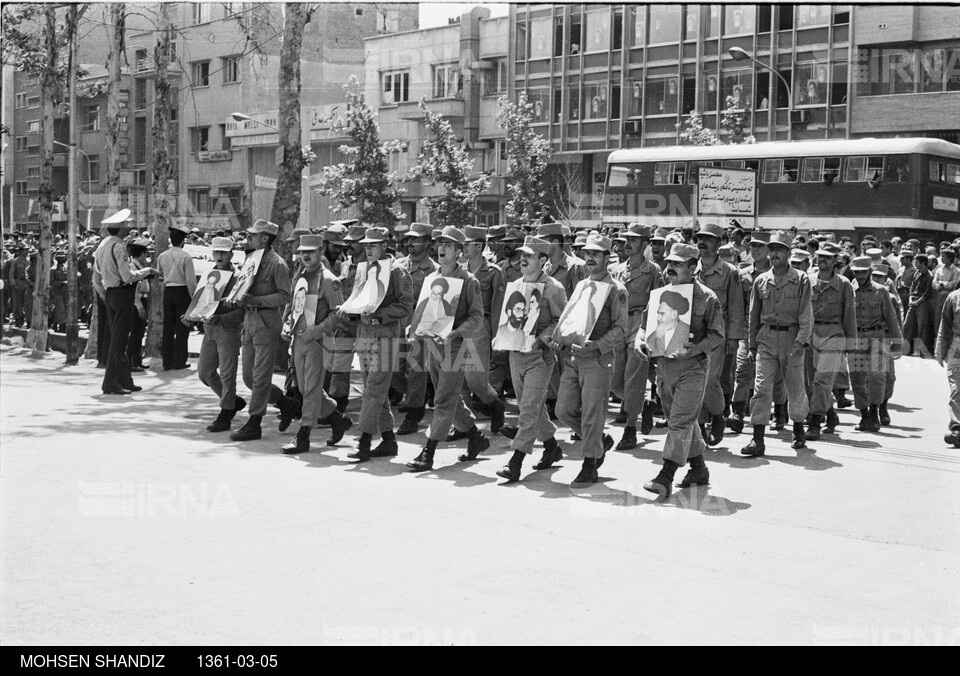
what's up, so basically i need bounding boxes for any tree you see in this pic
[409,99,489,227]
[315,76,403,229]
[495,91,552,227]
[676,110,721,147]
[269,2,314,258]
[546,161,592,224]
[720,95,756,145]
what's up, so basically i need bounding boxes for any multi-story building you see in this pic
[364,7,510,226]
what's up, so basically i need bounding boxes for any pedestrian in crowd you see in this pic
[937,283,960,447]
[932,248,960,340]
[639,242,724,500]
[126,238,151,371]
[741,230,813,457]
[903,252,934,356]
[871,263,901,424]
[895,247,917,315]
[91,209,156,395]
[156,222,197,371]
[8,244,31,327]
[49,252,68,332]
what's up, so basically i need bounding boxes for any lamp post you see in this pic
[728,46,793,140]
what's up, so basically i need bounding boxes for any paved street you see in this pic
[2,342,959,646]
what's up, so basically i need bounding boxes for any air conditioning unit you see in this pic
[790,110,809,125]
[623,120,641,135]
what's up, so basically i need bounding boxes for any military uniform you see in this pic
[8,252,30,326]
[937,288,960,444]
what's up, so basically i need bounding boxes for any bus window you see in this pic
[948,164,960,185]
[725,160,745,169]
[802,157,840,183]
[744,160,759,173]
[885,155,910,183]
[782,159,799,182]
[688,161,721,185]
[930,160,946,183]
[608,164,642,187]
[763,158,798,183]
[845,156,884,182]
[654,162,686,185]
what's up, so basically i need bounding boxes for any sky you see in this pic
[418,2,510,28]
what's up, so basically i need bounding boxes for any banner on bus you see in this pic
[696,167,757,220]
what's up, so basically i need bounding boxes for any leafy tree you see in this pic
[720,95,756,145]
[409,99,489,227]
[676,110,720,146]
[496,91,552,227]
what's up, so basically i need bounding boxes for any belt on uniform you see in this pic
[858,326,884,333]
[764,324,795,331]
[360,316,385,326]
[815,320,840,325]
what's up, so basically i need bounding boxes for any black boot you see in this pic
[499,424,518,440]
[791,421,806,450]
[870,404,883,431]
[835,389,853,409]
[334,395,349,413]
[722,396,731,419]
[496,450,525,482]
[206,409,234,433]
[741,425,766,456]
[727,401,745,434]
[532,437,562,470]
[774,403,787,430]
[570,458,599,488]
[616,425,638,450]
[230,415,263,442]
[458,427,490,462]
[677,455,710,488]
[488,397,505,434]
[371,431,399,457]
[397,407,423,435]
[643,459,680,500]
[407,439,438,472]
[806,414,822,441]
[879,400,891,426]
[824,407,840,434]
[326,410,353,446]
[614,404,627,424]
[546,398,558,421]
[348,433,372,462]
[707,413,725,447]
[945,430,960,448]
[282,426,311,454]
[277,395,300,433]
[598,433,614,469]
[640,400,654,434]
[857,407,880,432]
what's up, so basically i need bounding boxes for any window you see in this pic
[192,3,211,25]
[528,88,551,124]
[27,95,39,108]
[134,118,146,164]
[16,182,28,196]
[610,84,621,120]
[190,126,210,153]
[758,4,773,32]
[831,63,847,105]
[529,17,552,59]
[796,5,830,29]
[762,158,799,183]
[630,6,645,47]
[688,161,722,185]
[612,10,623,50]
[382,71,410,104]
[26,166,40,178]
[844,156,884,183]
[628,80,643,116]
[15,137,28,152]
[188,188,211,214]
[703,72,720,111]
[722,69,752,110]
[568,86,580,121]
[681,75,697,115]
[15,93,26,108]
[724,160,760,173]
[654,162,686,185]
[27,144,40,157]
[433,64,461,99]
[583,83,609,120]
[217,187,242,215]
[918,48,960,93]
[802,157,841,183]
[191,61,210,88]
[646,77,678,115]
[775,70,792,108]
[833,6,850,25]
[569,14,582,54]
[355,8,363,17]
[648,5,681,43]
[85,156,100,182]
[796,60,828,106]
[885,155,910,183]
[553,17,564,57]
[552,88,562,123]
[84,104,100,131]
[377,8,399,33]
[483,60,507,96]
[219,124,231,151]
[135,78,148,109]
[27,120,40,135]
[705,5,721,38]
[584,10,610,53]
[856,48,918,96]
[724,5,755,35]
[222,56,240,84]
[684,6,699,41]
[608,164,643,187]
[948,165,960,185]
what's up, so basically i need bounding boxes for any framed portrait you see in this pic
[492,280,544,353]
[410,272,464,340]
[639,284,694,358]
[339,258,392,315]
[554,279,612,347]
[223,248,263,304]
[184,269,233,321]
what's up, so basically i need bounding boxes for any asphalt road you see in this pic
[2,342,958,645]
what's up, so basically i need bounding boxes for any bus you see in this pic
[602,138,960,239]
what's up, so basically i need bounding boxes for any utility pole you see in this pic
[64,4,81,364]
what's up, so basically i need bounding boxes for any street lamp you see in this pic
[728,46,794,140]
[231,111,279,132]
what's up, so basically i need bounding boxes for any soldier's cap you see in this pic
[767,230,793,250]
[169,222,192,234]
[323,224,348,246]
[582,233,612,253]
[436,226,466,246]
[464,226,488,242]
[816,242,841,257]
[132,237,153,248]
[210,236,234,252]
[502,228,525,242]
[101,208,132,226]
[623,223,652,239]
[941,241,954,250]
[561,225,572,238]
[789,248,811,262]
[285,227,311,243]
[665,242,699,262]
[850,256,873,271]
[517,236,551,257]
[748,230,770,245]
[429,228,442,240]
[344,225,368,242]
[866,247,883,259]
[658,289,691,315]
[360,227,389,244]
[330,219,359,229]
[297,234,323,251]
[695,222,724,239]
[536,222,565,239]
[486,225,506,240]
[871,263,889,276]
[393,222,410,234]
[650,227,671,242]
[718,244,736,257]
[573,232,589,248]
[248,219,279,236]
[402,222,433,239]
[898,248,915,258]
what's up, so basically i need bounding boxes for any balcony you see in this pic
[397,98,464,120]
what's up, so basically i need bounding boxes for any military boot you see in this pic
[640,400,654,435]
[396,407,424,435]
[282,426,311,455]
[532,437,562,470]
[879,400,891,426]
[823,408,840,434]
[791,421,806,450]
[643,459,680,500]
[570,458,599,489]
[677,455,709,488]
[406,439,438,472]
[741,425,766,457]
[616,425,638,450]
[458,428,490,462]
[496,451,525,482]
[726,401,745,434]
[348,434,372,462]
[806,414,822,441]
[326,410,353,446]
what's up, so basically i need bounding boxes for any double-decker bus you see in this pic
[602,138,960,239]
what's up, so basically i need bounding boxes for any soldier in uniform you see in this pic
[872,262,901,424]
[694,222,744,445]
[639,243,724,500]
[8,245,30,327]
[741,231,813,456]
[49,252,69,332]
[490,228,524,399]
[937,284,960,447]
[611,224,663,449]
[848,256,902,432]
[804,242,856,440]
[327,224,368,412]
[126,238,152,370]
[556,234,628,488]
[281,235,353,454]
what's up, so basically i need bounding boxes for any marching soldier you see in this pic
[327,224,368,412]
[741,231,813,457]
[639,243,724,500]
[872,263,901,424]
[805,242,856,440]
[937,284,960,447]
[556,233,628,488]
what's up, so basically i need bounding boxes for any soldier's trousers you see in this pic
[557,349,613,459]
[658,354,708,466]
[733,339,755,404]
[357,321,400,435]
[612,313,649,425]
[426,338,476,442]
[396,335,429,407]
[241,308,283,417]
[750,326,809,426]
[328,321,358,399]
[461,319,499,405]
[509,349,557,454]
[198,322,240,411]
[805,326,846,416]
[292,336,337,426]
[11,281,28,324]
[946,337,960,429]
[489,348,510,394]
[850,329,890,409]
[700,342,727,419]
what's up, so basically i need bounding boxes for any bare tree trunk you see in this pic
[65,4,81,363]
[26,6,58,354]
[144,3,172,362]
[269,2,310,261]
